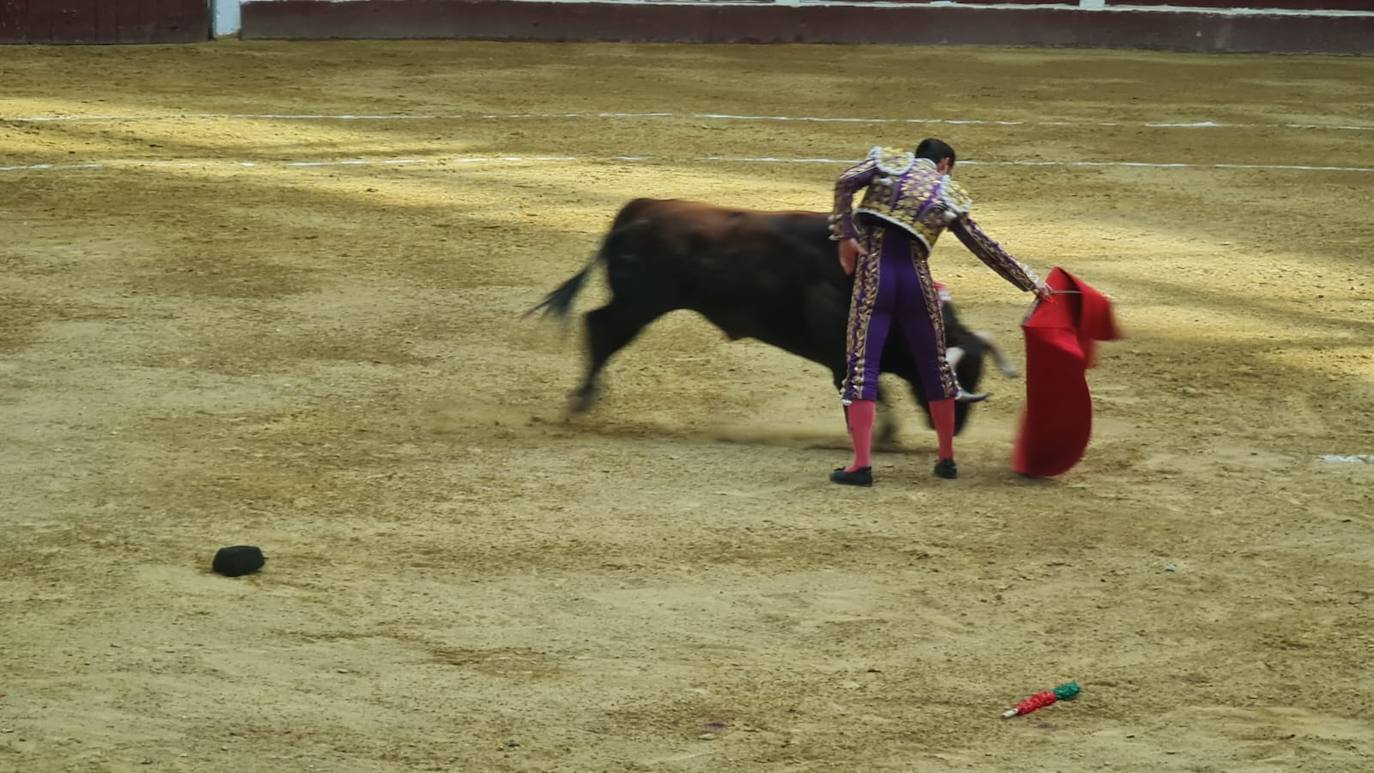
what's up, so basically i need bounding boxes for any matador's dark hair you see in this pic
[915,138,957,168]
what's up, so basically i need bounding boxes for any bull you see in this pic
[527,198,1018,439]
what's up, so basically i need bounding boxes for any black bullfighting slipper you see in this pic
[830,466,873,487]
[933,458,958,479]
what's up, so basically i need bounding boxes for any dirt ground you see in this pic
[2,40,1373,772]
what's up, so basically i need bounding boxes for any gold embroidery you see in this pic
[872,146,915,176]
[909,250,959,400]
[855,159,974,251]
[841,229,884,402]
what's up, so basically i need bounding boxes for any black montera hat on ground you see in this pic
[212,545,266,577]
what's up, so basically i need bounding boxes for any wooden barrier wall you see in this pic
[237,0,1374,55]
[0,0,209,44]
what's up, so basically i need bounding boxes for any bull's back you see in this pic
[611,199,836,283]
[601,199,847,359]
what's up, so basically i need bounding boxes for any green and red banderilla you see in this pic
[1001,682,1081,719]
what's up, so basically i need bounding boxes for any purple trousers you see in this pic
[841,224,957,404]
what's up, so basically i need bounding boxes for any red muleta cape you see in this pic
[1012,267,1121,477]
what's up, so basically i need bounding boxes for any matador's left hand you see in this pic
[839,238,867,276]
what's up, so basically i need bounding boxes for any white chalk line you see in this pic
[1317,454,1373,464]
[6,110,1374,133]
[3,154,1372,175]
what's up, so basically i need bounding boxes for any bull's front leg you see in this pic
[874,389,900,449]
[836,397,897,449]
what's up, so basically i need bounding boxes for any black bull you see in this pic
[528,198,1014,438]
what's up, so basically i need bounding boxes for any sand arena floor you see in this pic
[2,41,1373,772]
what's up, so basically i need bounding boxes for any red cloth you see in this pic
[1012,268,1121,477]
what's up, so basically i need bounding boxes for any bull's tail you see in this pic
[524,199,655,320]
[524,255,601,320]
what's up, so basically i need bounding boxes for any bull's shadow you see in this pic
[529,199,1017,442]
[557,405,938,454]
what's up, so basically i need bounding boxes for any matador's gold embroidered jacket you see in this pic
[829,147,1040,292]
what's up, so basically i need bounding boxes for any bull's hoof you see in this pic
[933,458,958,479]
[829,466,873,487]
[568,385,599,414]
[875,421,899,447]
